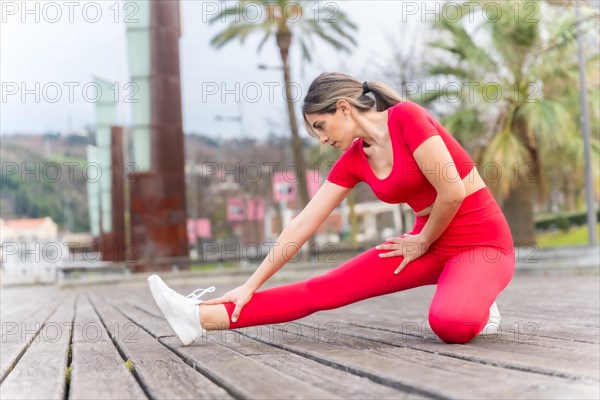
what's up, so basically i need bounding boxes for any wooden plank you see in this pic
[161,335,342,400]
[0,291,76,399]
[296,316,599,383]
[317,296,600,354]
[113,296,343,399]
[353,316,599,356]
[125,276,600,383]
[69,291,147,400]
[252,321,599,399]
[1,286,59,338]
[115,281,417,398]
[113,278,419,396]
[0,290,67,382]
[301,283,600,379]
[88,292,233,399]
[327,282,600,344]
[216,329,427,399]
[115,278,424,399]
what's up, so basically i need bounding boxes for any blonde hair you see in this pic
[302,72,404,152]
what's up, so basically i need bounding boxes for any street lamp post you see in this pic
[575,0,598,245]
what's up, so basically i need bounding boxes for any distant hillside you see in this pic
[1,141,90,232]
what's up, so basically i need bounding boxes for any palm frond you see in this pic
[305,20,352,52]
[256,24,276,52]
[210,22,265,48]
[485,1,541,79]
[207,6,245,25]
[430,18,497,70]
[517,100,573,149]
[425,64,472,80]
[311,4,358,45]
[440,107,487,146]
[298,37,313,63]
[209,1,358,62]
[481,124,531,198]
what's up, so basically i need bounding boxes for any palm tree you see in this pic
[540,29,600,213]
[208,1,358,252]
[416,0,599,245]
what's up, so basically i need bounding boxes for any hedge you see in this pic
[535,209,600,231]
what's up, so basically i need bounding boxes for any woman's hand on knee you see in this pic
[201,283,255,323]
[375,233,430,274]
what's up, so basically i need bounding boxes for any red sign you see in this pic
[273,170,322,201]
[273,171,297,202]
[187,218,212,243]
[227,197,265,222]
[246,197,265,221]
[227,197,246,222]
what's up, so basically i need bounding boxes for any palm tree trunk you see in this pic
[503,181,537,246]
[277,29,316,259]
[502,109,539,246]
[564,175,576,212]
[281,59,309,211]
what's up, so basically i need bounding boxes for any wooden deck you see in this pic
[1,269,598,399]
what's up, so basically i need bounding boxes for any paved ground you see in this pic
[1,268,599,399]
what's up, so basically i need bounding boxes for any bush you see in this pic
[536,209,600,231]
[555,215,571,232]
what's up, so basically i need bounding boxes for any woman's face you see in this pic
[305,106,354,151]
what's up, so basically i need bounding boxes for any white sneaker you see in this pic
[147,274,216,346]
[480,301,501,336]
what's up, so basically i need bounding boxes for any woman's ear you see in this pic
[336,99,350,116]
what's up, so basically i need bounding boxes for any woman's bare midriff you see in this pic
[414,167,487,217]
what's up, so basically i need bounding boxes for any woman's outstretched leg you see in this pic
[202,245,447,331]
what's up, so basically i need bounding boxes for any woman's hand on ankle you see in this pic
[201,284,255,323]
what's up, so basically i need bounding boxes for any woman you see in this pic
[147,72,515,346]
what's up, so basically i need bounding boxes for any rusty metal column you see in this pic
[106,127,126,262]
[128,0,189,272]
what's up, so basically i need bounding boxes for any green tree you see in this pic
[418,0,599,245]
[208,1,358,250]
[538,25,600,212]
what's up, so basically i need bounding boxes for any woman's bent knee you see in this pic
[428,310,483,344]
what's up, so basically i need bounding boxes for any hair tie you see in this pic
[362,81,370,95]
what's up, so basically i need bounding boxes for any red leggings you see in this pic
[223,187,515,344]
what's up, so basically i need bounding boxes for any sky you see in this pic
[1,0,439,139]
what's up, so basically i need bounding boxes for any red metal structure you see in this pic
[127,0,189,272]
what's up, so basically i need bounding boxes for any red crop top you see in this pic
[325,100,475,213]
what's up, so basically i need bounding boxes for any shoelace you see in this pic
[186,286,216,305]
